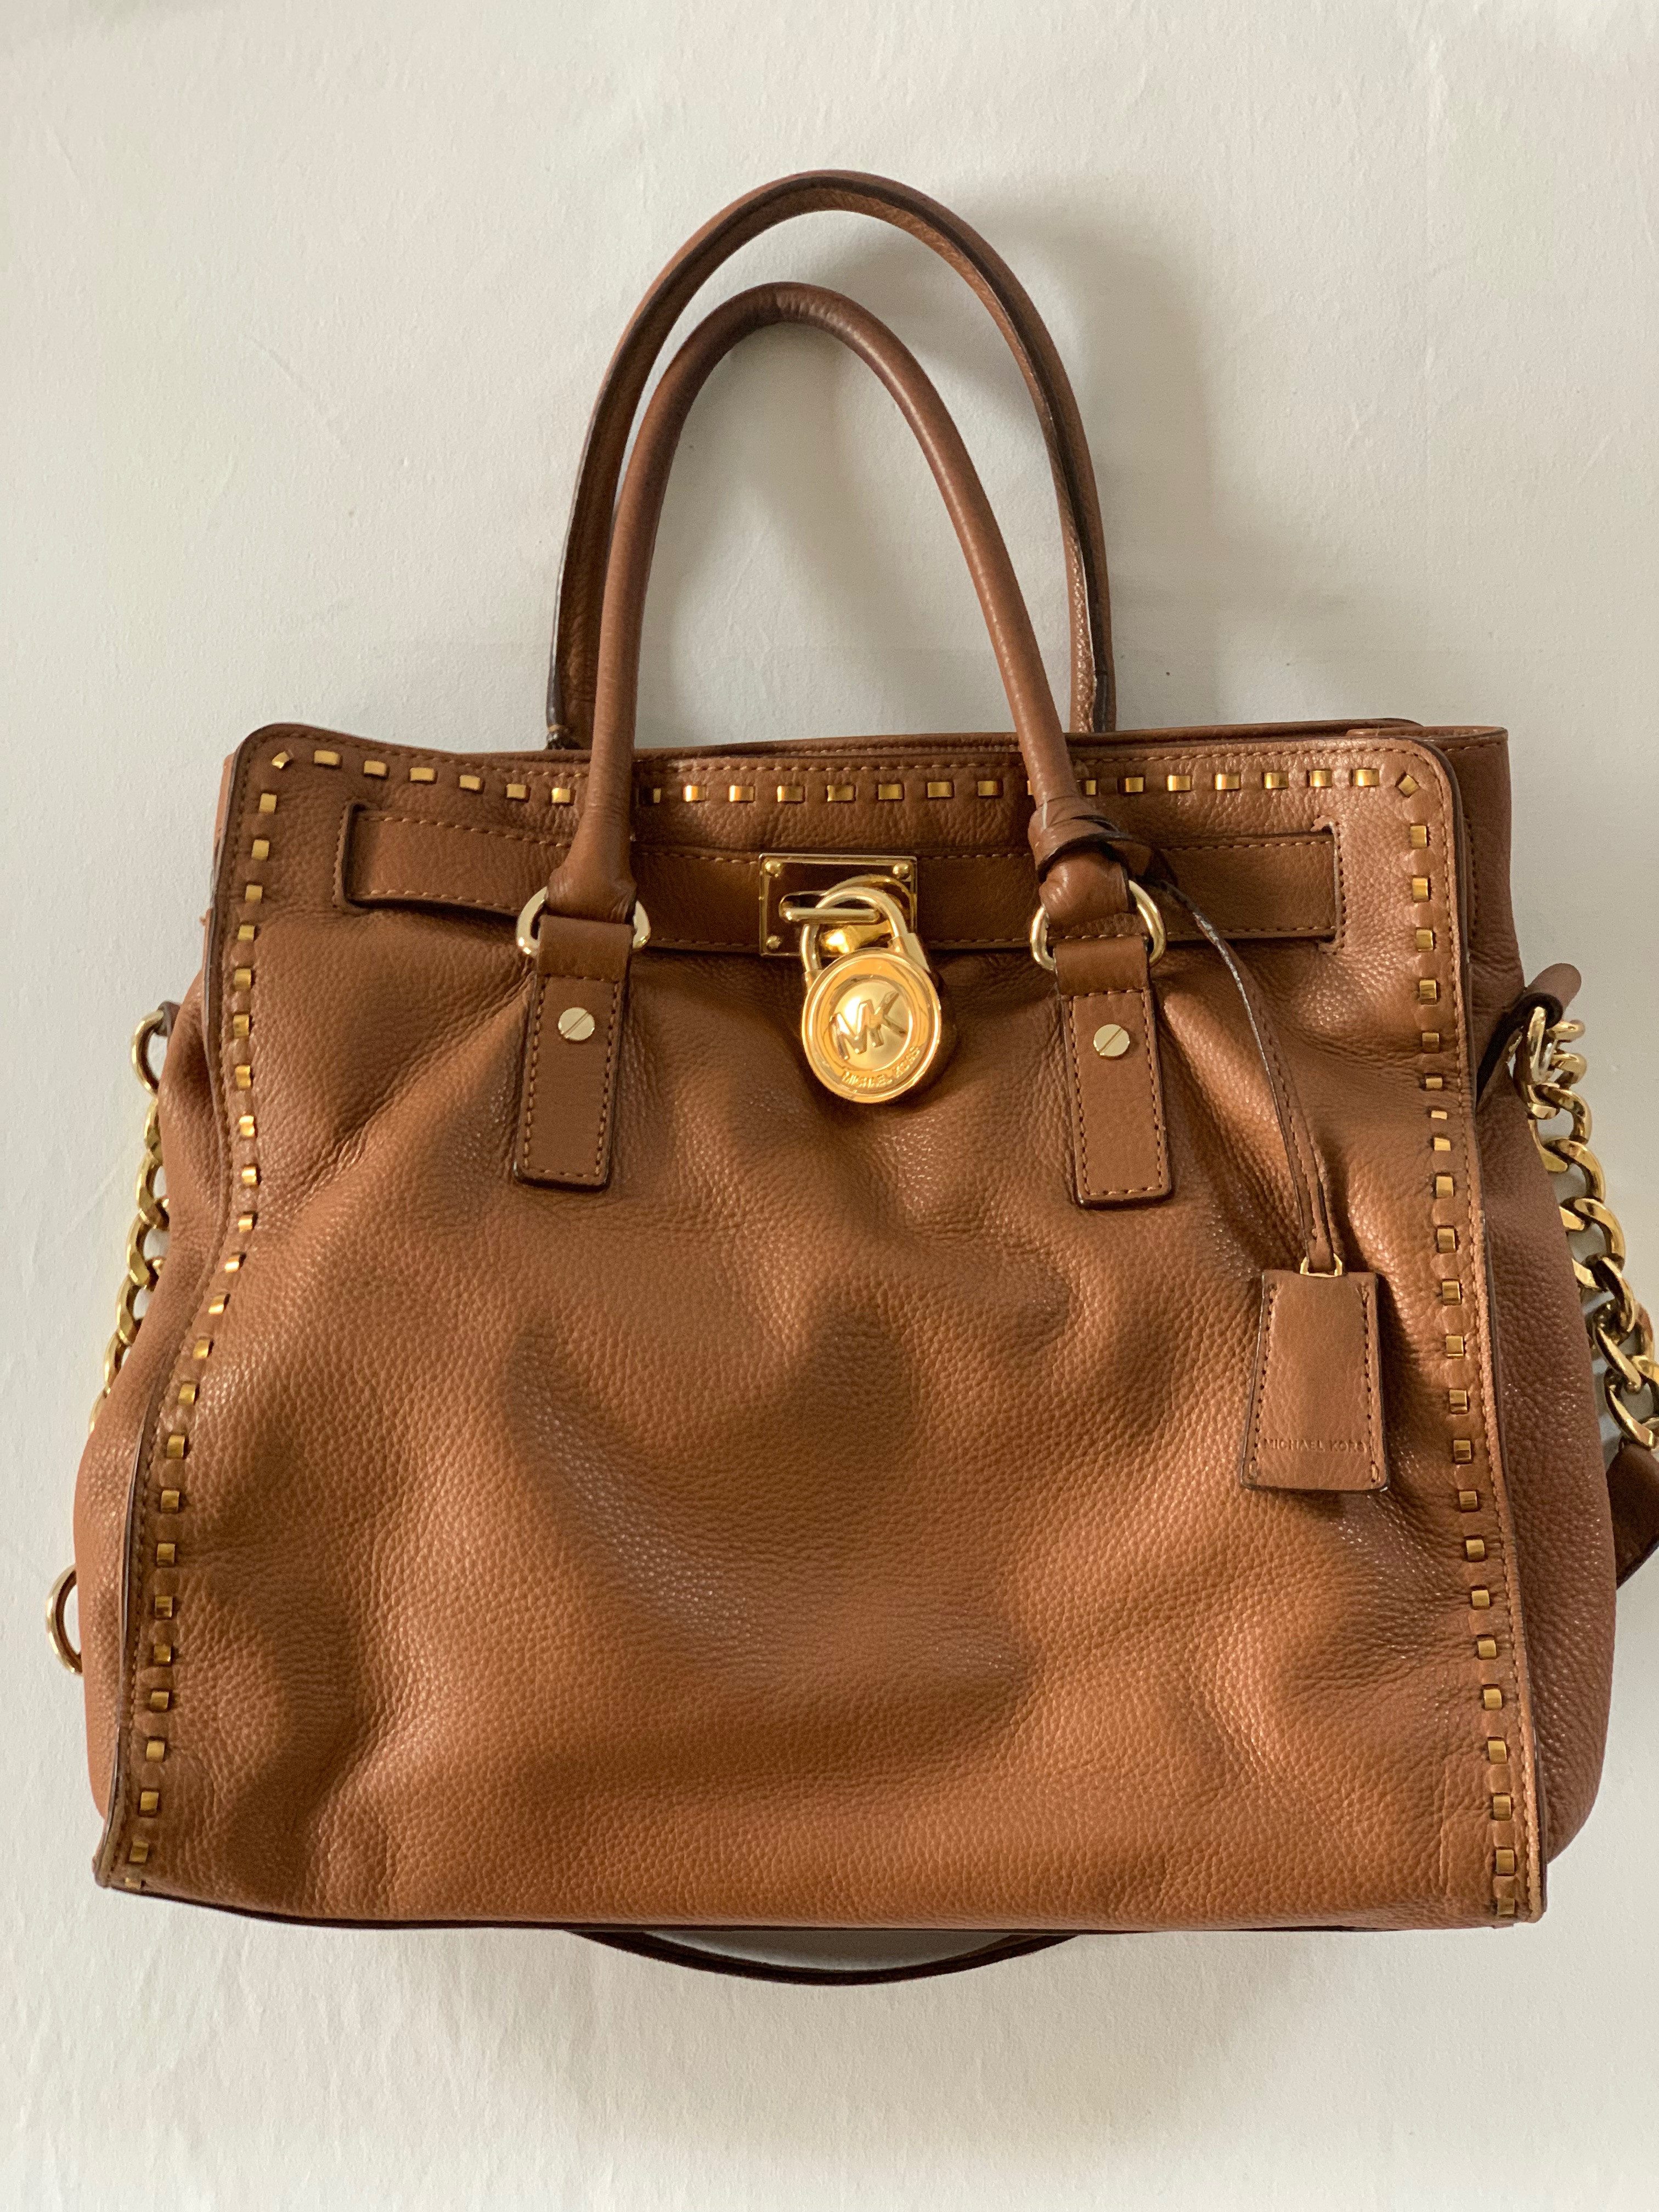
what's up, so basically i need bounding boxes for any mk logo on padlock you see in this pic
[780,874,951,1103]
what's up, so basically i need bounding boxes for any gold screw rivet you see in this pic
[762,859,783,877]
[1092,1023,1131,1059]
[893,861,913,879]
[556,1007,596,1043]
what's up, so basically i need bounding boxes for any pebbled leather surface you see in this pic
[69,716,1616,1932]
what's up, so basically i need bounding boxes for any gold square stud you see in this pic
[1444,1333,1466,1357]
[1494,1846,1516,1875]
[1355,768,1380,787]
[681,785,706,803]
[926,780,953,799]
[258,793,277,815]
[1410,824,1429,848]
[1491,1789,1511,1817]
[1411,876,1430,901]
[506,782,529,801]
[145,1738,166,1762]
[1470,1585,1491,1610]
[777,785,805,803]
[138,1788,160,1814]
[458,773,482,792]
[1166,774,1192,792]
[1437,1227,1458,1252]
[1309,769,1332,789]
[1418,979,1439,1003]
[1214,772,1242,791]
[1452,1438,1474,1463]
[1465,1537,1487,1562]
[1398,772,1420,795]
[727,785,755,804]
[1262,771,1288,790]
[551,787,574,805]
[409,765,436,785]
[1434,1173,1454,1196]
[1483,1686,1503,1710]
[312,748,341,768]
[826,784,854,803]
[975,778,1002,798]
[1475,1635,1497,1660]
[362,760,388,779]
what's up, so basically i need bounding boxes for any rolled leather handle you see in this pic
[546,168,1114,744]
[541,283,1129,938]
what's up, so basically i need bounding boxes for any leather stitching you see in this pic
[1243,1274,1280,1486]
[521,972,622,1184]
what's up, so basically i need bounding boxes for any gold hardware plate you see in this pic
[758,853,916,956]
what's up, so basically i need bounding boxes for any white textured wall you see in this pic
[6,2,1657,2205]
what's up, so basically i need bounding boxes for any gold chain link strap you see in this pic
[91,1007,172,1429]
[51,1007,173,1673]
[1514,1008,1658,1454]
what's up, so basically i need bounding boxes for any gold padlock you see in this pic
[783,877,951,1104]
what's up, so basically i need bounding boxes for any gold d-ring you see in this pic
[515,889,650,959]
[47,1565,81,1675]
[1029,879,1167,972]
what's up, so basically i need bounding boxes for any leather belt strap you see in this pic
[342,809,1339,953]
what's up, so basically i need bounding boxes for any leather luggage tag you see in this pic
[1052,933,1171,1207]
[514,914,634,1188]
[1240,1268,1387,1492]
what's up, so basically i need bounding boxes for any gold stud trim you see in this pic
[506,782,529,802]
[409,765,436,785]
[681,785,706,803]
[551,787,574,805]
[1309,769,1332,788]
[270,751,292,769]
[1410,824,1429,848]
[975,779,1002,798]
[877,783,903,800]
[313,748,341,768]
[926,780,953,799]
[1214,772,1242,791]
[1355,768,1380,787]
[459,774,483,792]
[363,760,388,778]
[1262,771,1288,790]
[1122,775,1146,794]
[826,784,854,802]
[777,785,805,803]
[728,785,755,803]
[258,793,277,815]
[138,1788,160,1814]
[1166,774,1192,792]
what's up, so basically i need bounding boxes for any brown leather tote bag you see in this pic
[58,172,1659,1987]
